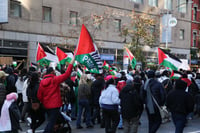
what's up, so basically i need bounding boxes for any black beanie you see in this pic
[175,79,187,90]
[46,67,54,74]
[147,70,155,78]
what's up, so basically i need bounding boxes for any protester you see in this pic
[116,73,127,129]
[76,74,93,129]
[6,67,18,94]
[99,78,120,133]
[158,70,173,94]
[0,71,8,115]
[37,58,74,133]
[21,67,36,122]
[166,79,194,133]
[91,74,105,125]
[27,72,45,133]
[141,70,166,133]
[65,74,78,120]
[15,68,27,112]
[0,92,21,133]
[119,79,143,133]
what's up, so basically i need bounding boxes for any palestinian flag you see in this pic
[76,66,83,78]
[125,47,137,69]
[158,48,182,70]
[170,70,182,79]
[30,62,37,69]
[56,47,74,64]
[103,61,110,70]
[75,24,103,74]
[36,43,58,66]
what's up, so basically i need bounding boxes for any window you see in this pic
[149,0,158,7]
[164,0,172,10]
[193,32,197,47]
[193,7,197,21]
[43,6,52,22]
[178,0,187,13]
[129,0,143,3]
[114,19,121,32]
[70,11,78,26]
[179,29,184,40]
[10,0,21,17]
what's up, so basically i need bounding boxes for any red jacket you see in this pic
[37,64,73,109]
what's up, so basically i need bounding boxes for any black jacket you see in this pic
[166,89,194,116]
[91,78,105,106]
[9,101,22,131]
[120,84,143,119]
[142,79,166,107]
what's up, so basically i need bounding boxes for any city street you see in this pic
[19,111,200,133]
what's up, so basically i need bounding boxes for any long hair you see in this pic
[79,74,87,85]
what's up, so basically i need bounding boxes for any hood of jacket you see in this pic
[41,74,55,87]
[121,84,133,93]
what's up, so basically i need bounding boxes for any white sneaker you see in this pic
[27,117,32,124]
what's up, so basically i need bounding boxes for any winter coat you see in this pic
[65,78,77,103]
[37,64,73,109]
[142,78,166,114]
[9,101,21,131]
[91,77,105,106]
[119,84,143,119]
[78,83,91,100]
[15,76,26,94]
[195,79,200,90]
[166,88,194,116]
[0,98,21,131]
[99,84,120,110]
[27,81,40,103]
[0,83,6,111]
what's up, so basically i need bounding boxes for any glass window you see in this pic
[149,0,158,7]
[129,0,143,3]
[70,11,78,26]
[179,29,184,40]
[178,0,187,13]
[193,32,197,47]
[10,0,21,17]
[164,0,172,10]
[114,19,121,32]
[193,7,197,21]
[43,6,52,22]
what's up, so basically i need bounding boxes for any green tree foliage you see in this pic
[121,10,159,66]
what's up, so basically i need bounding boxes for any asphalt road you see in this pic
[19,111,200,133]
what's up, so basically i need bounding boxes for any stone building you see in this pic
[0,0,192,69]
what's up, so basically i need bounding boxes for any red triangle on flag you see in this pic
[76,24,95,55]
[103,61,106,66]
[36,43,47,61]
[56,47,67,62]
[125,47,134,60]
[158,48,167,64]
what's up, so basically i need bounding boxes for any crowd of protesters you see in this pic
[0,59,200,133]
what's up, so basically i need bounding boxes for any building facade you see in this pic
[191,0,200,69]
[0,0,192,69]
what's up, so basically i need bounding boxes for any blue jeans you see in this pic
[76,99,91,127]
[43,108,60,133]
[171,113,187,133]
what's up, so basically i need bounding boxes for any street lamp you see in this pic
[165,0,193,49]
